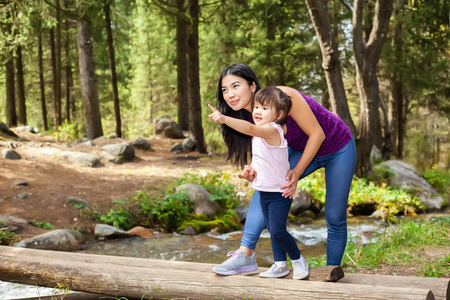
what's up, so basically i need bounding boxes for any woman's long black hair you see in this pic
[217,63,261,168]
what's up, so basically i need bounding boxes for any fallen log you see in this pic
[341,273,449,300]
[0,246,435,300]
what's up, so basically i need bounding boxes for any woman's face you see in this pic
[221,75,256,112]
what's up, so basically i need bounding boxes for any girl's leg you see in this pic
[264,192,300,261]
[240,190,266,254]
[324,139,356,265]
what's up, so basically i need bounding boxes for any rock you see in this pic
[290,190,312,216]
[169,142,182,152]
[233,204,249,222]
[2,148,21,159]
[376,160,445,211]
[14,229,85,251]
[0,122,19,137]
[100,151,122,164]
[127,226,154,239]
[65,196,90,208]
[180,225,197,236]
[182,138,196,152]
[13,180,28,186]
[176,183,221,218]
[132,138,151,151]
[15,126,39,133]
[58,151,103,168]
[0,214,29,225]
[101,143,135,162]
[154,118,184,139]
[94,224,133,239]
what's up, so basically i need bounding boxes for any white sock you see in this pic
[275,261,287,267]
[291,256,303,264]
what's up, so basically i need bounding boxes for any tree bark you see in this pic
[306,0,356,137]
[77,16,104,140]
[55,0,62,125]
[0,247,436,300]
[64,17,74,123]
[5,51,17,128]
[352,0,394,176]
[38,33,48,131]
[15,44,27,125]
[50,28,60,130]
[187,0,206,153]
[104,0,122,138]
[176,0,189,131]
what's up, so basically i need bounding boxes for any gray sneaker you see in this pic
[292,255,309,280]
[212,249,258,275]
[259,263,290,278]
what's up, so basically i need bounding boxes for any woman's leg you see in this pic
[324,139,356,265]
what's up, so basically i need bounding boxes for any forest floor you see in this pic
[0,129,448,278]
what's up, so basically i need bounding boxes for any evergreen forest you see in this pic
[0,0,449,176]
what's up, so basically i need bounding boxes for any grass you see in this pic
[340,216,450,277]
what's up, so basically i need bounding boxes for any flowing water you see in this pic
[0,216,386,299]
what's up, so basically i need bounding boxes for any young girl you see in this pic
[212,63,356,275]
[208,86,309,280]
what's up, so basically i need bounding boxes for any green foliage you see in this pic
[99,201,135,231]
[30,220,55,230]
[56,120,80,142]
[177,171,240,209]
[297,171,425,218]
[423,166,450,201]
[178,209,241,234]
[0,227,18,246]
[342,217,450,277]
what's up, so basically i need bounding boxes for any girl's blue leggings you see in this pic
[241,138,356,266]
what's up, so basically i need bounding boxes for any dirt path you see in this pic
[0,130,235,240]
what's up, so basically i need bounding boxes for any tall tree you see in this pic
[38,31,49,131]
[176,0,189,131]
[305,0,356,136]
[77,11,104,139]
[352,0,394,175]
[187,0,206,153]
[15,44,27,125]
[5,51,17,128]
[104,0,122,137]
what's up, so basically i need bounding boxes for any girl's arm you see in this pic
[277,86,325,197]
[208,104,280,145]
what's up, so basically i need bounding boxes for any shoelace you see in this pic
[224,251,240,263]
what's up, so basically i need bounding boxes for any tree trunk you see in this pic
[104,0,122,138]
[305,0,356,137]
[77,16,104,140]
[187,0,206,153]
[266,1,276,85]
[15,44,27,125]
[5,52,17,128]
[176,0,189,131]
[55,0,62,126]
[50,28,60,130]
[64,17,74,123]
[352,0,394,176]
[0,247,437,300]
[38,33,48,131]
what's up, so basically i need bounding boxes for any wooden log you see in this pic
[341,273,449,300]
[0,246,435,300]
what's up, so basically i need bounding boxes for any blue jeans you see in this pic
[241,138,356,266]
[259,191,300,262]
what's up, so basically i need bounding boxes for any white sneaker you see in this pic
[292,255,309,280]
[259,263,290,278]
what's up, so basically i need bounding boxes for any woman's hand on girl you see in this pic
[281,169,300,198]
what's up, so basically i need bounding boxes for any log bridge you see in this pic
[0,246,448,300]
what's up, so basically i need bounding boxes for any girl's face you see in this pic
[221,75,256,112]
[252,101,280,126]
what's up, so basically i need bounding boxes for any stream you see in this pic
[0,216,387,299]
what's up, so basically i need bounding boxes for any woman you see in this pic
[212,63,356,275]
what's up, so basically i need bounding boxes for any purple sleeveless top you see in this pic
[250,90,352,157]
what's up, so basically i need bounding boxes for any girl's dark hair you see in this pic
[254,87,292,125]
[217,63,261,168]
